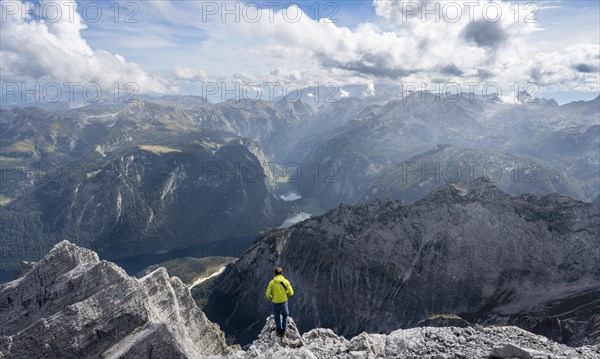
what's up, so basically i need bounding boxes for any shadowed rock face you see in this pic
[0,241,229,358]
[202,178,600,346]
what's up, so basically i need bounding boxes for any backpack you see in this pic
[279,280,288,293]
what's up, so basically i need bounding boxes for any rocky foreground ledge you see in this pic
[233,316,600,359]
[1,241,599,359]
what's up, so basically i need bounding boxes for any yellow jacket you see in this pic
[265,275,294,303]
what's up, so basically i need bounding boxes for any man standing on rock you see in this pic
[265,267,294,337]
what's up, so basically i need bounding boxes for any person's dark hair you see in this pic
[274,267,283,275]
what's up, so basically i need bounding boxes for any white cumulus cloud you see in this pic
[0,0,170,93]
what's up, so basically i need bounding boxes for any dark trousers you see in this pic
[272,301,289,332]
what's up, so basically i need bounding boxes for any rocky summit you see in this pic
[1,241,599,358]
[237,317,600,359]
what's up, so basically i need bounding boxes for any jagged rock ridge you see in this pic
[0,241,229,358]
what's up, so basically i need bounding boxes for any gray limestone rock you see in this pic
[0,241,229,358]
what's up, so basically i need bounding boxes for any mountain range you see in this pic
[361,144,584,204]
[0,101,291,269]
[1,92,598,270]
[296,92,599,209]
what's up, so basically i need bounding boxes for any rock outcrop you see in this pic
[232,316,600,359]
[202,178,600,345]
[0,241,230,358]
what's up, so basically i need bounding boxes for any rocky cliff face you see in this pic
[0,241,230,358]
[202,178,600,345]
[1,241,599,359]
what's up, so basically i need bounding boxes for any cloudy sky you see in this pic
[1,0,599,103]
